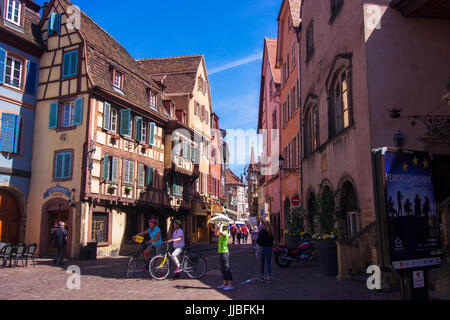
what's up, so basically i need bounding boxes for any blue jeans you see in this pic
[260,246,272,276]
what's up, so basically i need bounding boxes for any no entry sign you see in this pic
[291,195,301,208]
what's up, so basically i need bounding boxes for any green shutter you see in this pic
[120,109,130,136]
[135,117,142,141]
[63,51,78,78]
[70,51,78,76]
[103,102,111,130]
[147,166,154,188]
[63,153,71,178]
[0,48,6,84]
[25,61,37,95]
[49,13,61,35]
[103,154,109,180]
[73,97,83,125]
[111,157,118,182]
[13,115,21,154]
[148,122,155,146]
[0,113,16,153]
[55,153,63,179]
[49,102,58,129]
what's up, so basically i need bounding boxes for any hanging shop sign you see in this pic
[43,183,72,199]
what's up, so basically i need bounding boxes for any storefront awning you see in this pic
[224,209,239,219]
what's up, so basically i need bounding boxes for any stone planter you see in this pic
[313,240,338,276]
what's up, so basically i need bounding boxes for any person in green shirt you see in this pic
[215,223,233,291]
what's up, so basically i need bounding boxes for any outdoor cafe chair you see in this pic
[0,244,13,268]
[22,243,37,267]
[11,243,26,268]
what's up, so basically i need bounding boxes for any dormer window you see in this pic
[112,70,123,89]
[6,0,22,26]
[149,92,157,110]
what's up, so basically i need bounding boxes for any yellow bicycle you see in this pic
[149,242,207,280]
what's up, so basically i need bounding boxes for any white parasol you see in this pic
[209,214,234,225]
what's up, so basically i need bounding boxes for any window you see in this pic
[62,50,78,78]
[147,166,154,188]
[150,92,157,110]
[305,105,319,155]
[148,122,155,146]
[0,113,21,154]
[123,160,134,185]
[141,120,147,143]
[48,98,83,129]
[54,151,72,180]
[138,164,145,187]
[194,102,200,116]
[119,109,132,137]
[92,213,108,243]
[102,154,118,182]
[291,41,296,68]
[4,56,22,89]
[306,22,314,62]
[62,102,75,127]
[103,102,118,132]
[113,70,123,89]
[110,108,117,132]
[6,0,21,25]
[334,69,351,132]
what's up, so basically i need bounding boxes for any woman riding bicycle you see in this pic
[168,219,184,275]
[133,219,162,266]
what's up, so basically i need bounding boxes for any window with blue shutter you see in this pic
[103,102,111,130]
[0,113,19,153]
[13,115,21,154]
[147,166,154,188]
[103,154,109,180]
[49,102,58,129]
[25,61,37,95]
[0,48,6,84]
[55,152,72,180]
[120,109,131,136]
[48,12,61,36]
[135,117,142,141]
[62,50,78,78]
[73,97,83,125]
[148,122,155,146]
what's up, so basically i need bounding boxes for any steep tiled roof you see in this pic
[225,168,244,186]
[265,38,280,84]
[0,0,45,50]
[139,55,203,95]
[56,0,164,114]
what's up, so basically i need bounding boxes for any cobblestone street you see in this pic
[0,243,400,300]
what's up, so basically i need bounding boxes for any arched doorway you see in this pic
[339,181,359,238]
[0,190,21,243]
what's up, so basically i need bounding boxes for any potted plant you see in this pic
[284,207,305,248]
[311,185,340,276]
[124,186,132,195]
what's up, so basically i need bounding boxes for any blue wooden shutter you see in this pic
[103,154,109,180]
[0,113,16,153]
[135,117,142,141]
[148,122,155,146]
[103,102,111,130]
[55,153,63,179]
[120,109,130,136]
[62,52,70,77]
[49,13,61,35]
[25,61,37,95]
[111,157,118,182]
[55,14,61,35]
[13,115,21,154]
[0,48,6,84]
[73,97,83,125]
[147,166,154,188]
[63,51,78,78]
[70,51,78,76]
[63,153,71,178]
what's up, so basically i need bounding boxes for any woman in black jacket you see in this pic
[256,221,274,283]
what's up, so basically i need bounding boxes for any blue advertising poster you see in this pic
[384,150,441,270]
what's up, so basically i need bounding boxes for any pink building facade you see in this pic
[299,0,450,275]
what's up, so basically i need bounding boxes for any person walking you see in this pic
[230,224,237,245]
[251,225,259,253]
[236,226,242,245]
[257,221,274,283]
[215,223,233,291]
[241,224,248,244]
[168,219,185,277]
[53,221,68,265]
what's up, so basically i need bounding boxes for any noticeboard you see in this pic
[382,149,441,270]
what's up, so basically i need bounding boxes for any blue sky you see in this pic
[36,0,280,176]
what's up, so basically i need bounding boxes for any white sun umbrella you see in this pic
[210,214,234,225]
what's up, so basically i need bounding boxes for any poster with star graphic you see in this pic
[384,150,441,270]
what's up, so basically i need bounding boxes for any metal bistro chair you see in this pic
[22,243,38,267]
[0,244,14,268]
[11,243,26,268]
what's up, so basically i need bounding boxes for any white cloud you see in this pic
[209,52,263,75]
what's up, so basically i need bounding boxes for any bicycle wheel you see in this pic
[126,255,138,278]
[149,254,170,280]
[183,256,207,279]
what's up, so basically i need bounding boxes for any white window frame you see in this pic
[4,55,23,89]
[62,102,75,128]
[141,120,147,143]
[6,0,21,26]
[110,108,118,132]
[150,92,157,110]
[113,70,122,89]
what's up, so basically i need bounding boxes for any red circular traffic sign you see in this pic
[291,195,301,207]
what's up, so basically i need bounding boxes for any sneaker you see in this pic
[217,285,226,289]
[174,267,182,274]
[223,285,233,291]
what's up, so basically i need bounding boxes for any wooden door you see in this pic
[47,210,69,257]
[0,190,21,243]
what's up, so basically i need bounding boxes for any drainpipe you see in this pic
[294,24,304,209]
